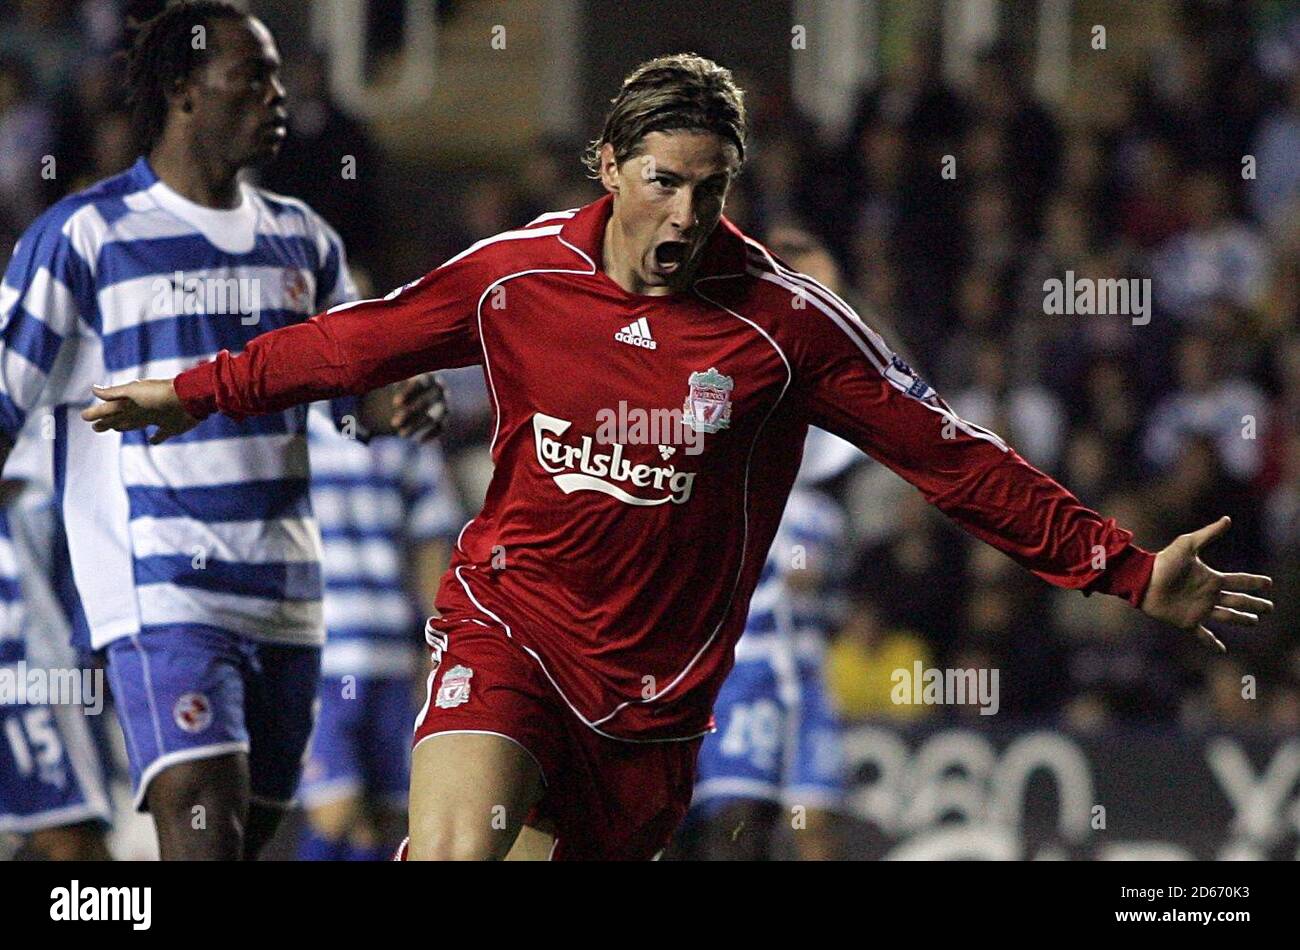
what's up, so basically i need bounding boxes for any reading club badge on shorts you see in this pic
[173,692,213,733]
[435,665,474,709]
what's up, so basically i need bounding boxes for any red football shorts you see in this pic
[409,620,703,860]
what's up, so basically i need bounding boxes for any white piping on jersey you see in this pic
[454,516,476,556]
[556,234,596,272]
[525,209,579,226]
[745,246,1010,453]
[746,243,1010,450]
[746,240,893,370]
[447,224,566,269]
[415,665,438,731]
[913,392,1010,451]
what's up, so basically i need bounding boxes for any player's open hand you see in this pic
[1139,516,1273,653]
[81,379,200,445]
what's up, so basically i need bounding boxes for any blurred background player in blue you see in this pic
[0,427,112,860]
[297,406,463,862]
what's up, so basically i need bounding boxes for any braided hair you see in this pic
[122,1,247,152]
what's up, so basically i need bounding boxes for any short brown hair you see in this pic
[583,53,747,178]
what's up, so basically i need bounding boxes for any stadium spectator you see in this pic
[1247,70,1300,237]
[1142,331,1268,482]
[825,594,933,722]
[1151,170,1271,321]
[0,55,56,244]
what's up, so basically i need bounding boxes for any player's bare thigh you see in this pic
[408,732,546,860]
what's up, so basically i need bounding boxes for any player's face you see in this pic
[181,17,288,168]
[602,130,736,294]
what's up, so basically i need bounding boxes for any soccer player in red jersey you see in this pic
[83,54,1273,860]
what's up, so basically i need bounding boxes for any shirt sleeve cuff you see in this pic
[173,360,219,421]
[1085,542,1156,608]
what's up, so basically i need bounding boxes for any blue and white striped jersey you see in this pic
[307,409,464,678]
[0,420,62,665]
[0,157,358,649]
[736,487,847,664]
[0,510,25,665]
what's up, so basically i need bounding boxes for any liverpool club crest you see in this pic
[435,664,474,708]
[683,367,734,434]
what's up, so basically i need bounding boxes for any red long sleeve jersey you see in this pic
[176,195,1155,741]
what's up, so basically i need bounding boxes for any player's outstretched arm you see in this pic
[1139,516,1273,653]
[154,254,479,426]
[83,372,449,446]
[785,270,1274,654]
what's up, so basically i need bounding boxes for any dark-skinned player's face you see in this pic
[601,130,737,293]
[175,17,287,168]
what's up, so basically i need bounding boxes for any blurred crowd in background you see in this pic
[1,0,1297,734]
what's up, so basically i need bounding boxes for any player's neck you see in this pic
[147,139,243,210]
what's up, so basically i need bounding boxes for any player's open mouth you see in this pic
[652,241,690,275]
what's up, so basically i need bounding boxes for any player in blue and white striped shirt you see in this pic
[0,4,441,859]
[0,427,112,858]
[298,409,463,861]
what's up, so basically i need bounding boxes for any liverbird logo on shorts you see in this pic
[435,665,473,709]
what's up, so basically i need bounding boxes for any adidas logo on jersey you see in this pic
[615,317,657,349]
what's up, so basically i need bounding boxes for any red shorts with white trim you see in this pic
[412,621,702,860]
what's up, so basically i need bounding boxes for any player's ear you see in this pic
[598,142,620,194]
